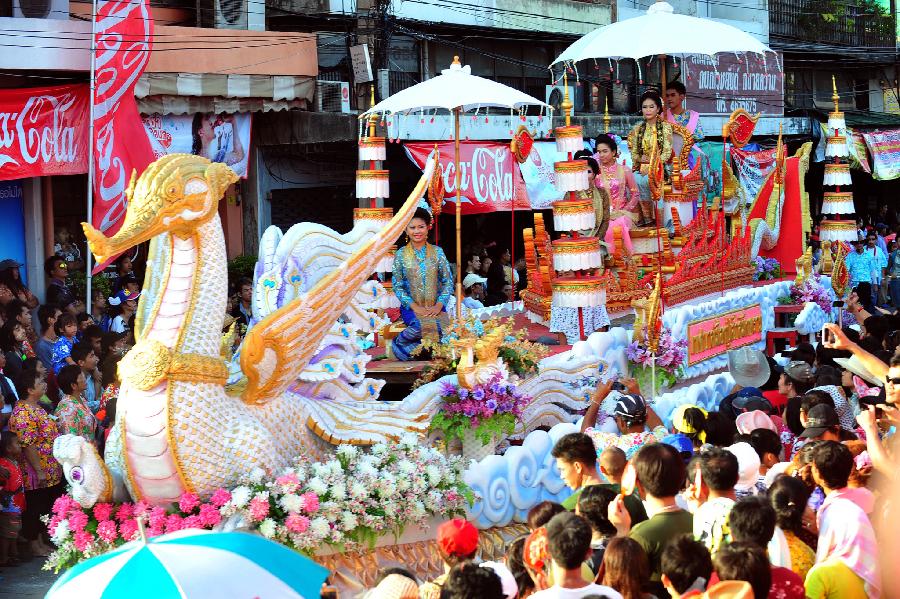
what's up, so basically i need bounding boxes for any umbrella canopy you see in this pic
[360,58,549,116]
[46,530,330,599]
[552,1,772,64]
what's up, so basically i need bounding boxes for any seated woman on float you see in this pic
[627,90,673,228]
[389,206,453,361]
[590,135,641,255]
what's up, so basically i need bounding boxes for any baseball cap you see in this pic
[800,404,839,438]
[108,289,141,306]
[523,527,550,572]
[784,360,815,384]
[661,433,694,456]
[0,259,22,271]
[614,393,646,421]
[462,273,487,290]
[735,410,777,435]
[436,518,478,558]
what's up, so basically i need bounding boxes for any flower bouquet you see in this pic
[752,256,782,282]
[777,273,834,317]
[430,373,532,459]
[44,436,471,572]
[624,328,687,395]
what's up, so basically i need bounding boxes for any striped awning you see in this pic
[135,73,315,115]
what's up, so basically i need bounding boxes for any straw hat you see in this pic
[834,355,884,387]
[727,348,771,389]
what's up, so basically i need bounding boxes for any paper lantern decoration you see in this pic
[819,219,859,243]
[358,137,387,162]
[355,169,390,199]
[823,163,852,187]
[551,237,604,272]
[552,198,595,232]
[353,207,394,229]
[554,124,585,155]
[551,276,607,308]
[825,135,849,158]
[821,191,855,215]
[554,160,590,193]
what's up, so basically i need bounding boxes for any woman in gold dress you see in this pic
[627,90,673,227]
[573,149,611,240]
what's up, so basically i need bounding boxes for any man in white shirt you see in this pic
[530,512,623,599]
[462,273,487,310]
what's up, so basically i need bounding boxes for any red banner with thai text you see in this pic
[91,0,155,236]
[0,85,89,180]
[404,142,530,214]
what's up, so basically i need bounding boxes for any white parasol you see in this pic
[361,58,549,321]
[551,1,773,65]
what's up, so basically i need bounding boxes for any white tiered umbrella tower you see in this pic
[819,77,858,245]
[549,76,606,341]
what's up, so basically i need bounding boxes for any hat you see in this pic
[726,442,761,491]
[784,361,815,384]
[436,518,478,558]
[0,259,21,271]
[735,410,777,435]
[523,527,550,572]
[783,342,815,361]
[462,273,487,290]
[661,433,694,455]
[800,404,839,438]
[671,404,708,441]
[834,355,884,387]
[480,562,517,599]
[367,574,418,599]
[614,393,646,421]
[727,347,771,389]
[108,289,141,306]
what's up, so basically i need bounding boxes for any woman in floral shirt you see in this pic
[9,369,62,556]
[54,365,96,443]
[581,379,669,459]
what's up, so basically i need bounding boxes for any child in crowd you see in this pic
[0,431,23,566]
[50,312,78,375]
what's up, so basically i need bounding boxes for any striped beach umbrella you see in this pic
[47,529,329,598]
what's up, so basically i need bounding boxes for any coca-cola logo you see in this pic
[442,147,513,205]
[0,92,81,169]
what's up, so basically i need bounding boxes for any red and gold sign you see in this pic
[510,125,535,164]
[687,304,763,365]
[725,108,759,149]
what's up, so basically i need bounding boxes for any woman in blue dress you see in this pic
[390,207,453,361]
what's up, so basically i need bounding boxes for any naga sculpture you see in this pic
[57,153,437,507]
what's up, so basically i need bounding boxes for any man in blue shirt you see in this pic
[845,239,877,289]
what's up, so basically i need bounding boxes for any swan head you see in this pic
[83,154,238,263]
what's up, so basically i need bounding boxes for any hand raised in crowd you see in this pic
[607,493,632,536]
[622,378,641,396]
[822,322,854,351]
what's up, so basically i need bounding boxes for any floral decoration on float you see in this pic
[44,438,471,572]
[777,273,834,314]
[752,256,782,282]
[625,328,687,393]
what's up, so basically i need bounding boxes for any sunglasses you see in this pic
[886,376,900,386]
[58,263,67,269]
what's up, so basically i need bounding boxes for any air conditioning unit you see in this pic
[198,0,265,31]
[315,81,351,113]
[13,0,69,19]
[546,84,585,113]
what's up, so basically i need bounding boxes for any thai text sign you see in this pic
[0,84,89,180]
[682,53,784,116]
[687,304,763,365]
[862,128,900,181]
[405,141,530,214]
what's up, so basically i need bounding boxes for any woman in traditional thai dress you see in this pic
[627,90,673,228]
[390,207,453,361]
[573,150,611,241]
[593,134,641,254]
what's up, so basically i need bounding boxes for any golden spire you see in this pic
[452,55,461,66]
[831,75,840,114]
[367,84,377,137]
[562,71,573,127]
[603,96,611,133]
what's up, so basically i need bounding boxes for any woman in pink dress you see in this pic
[594,134,641,254]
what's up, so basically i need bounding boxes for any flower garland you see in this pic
[752,256,782,281]
[44,436,472,572]
[624,328,687,390]
[429,373,532,445]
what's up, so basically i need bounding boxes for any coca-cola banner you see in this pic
[91,0,155,236]
[404,142,530,214]
[0,84,89,180]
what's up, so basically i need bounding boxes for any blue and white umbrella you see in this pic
[47,529,330,599]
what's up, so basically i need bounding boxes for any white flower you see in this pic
[330,483,347,501]
[248,467,265,484]
[350,481,368,499]
[399,433,418,448]
[425,465,442,485]
[336,445,359,460]
[412,500,426,518]
[397,460,416,475]
[259,518,276,538]
[230,486,251,508]
[396,477,410,492]
[357,461,378,478]
[371,443,389,456]
[280,494,305,513]
[383,502,397,517]
[340,511,358,531]
[312,462,329,478]
[310,516,330,538]
[307,477,328,495]
[326,460,343,475]
[51,520,70,544]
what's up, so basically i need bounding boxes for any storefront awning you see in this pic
[135,73,315,115]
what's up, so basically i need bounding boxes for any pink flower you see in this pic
[178,492,200,514]
[96,520,118,543]
[275,473,300,492]
[47,514,63,537]
[285,513,309,534]
[248,497,269,522]
[93,503,114,522]
[209,488,231,508]
[67,510,89,532]
[198,504,221,527]
[52,495,74,516]
[148,522,165,538]
[165,514,184,533]
[133,500,150,517]
[119,519,139,541]
[149,507,167,529]
[302,493,319,513]
[181,515,202,530]
[116,503,135,522]
[73,530,94,552]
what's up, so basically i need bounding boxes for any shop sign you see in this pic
[143,113,252,178]
[686,304,763,365]
[0,84,89,180]
[404,141,530,214]
[682,53,784,116]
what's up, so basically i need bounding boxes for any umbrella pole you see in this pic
[455,107,463,323]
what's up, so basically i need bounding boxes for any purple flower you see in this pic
[458,388,469,399]
[462,402,477,417]
[486,399,498,412]
[439,382,457,397]
[472,388,485,401]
